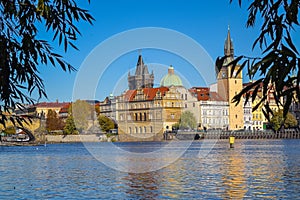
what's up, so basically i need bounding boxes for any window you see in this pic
[144,113,147,121]
[140,127,143,133]
[144,126,147,133]
[185,94,187,100]
[150,126,153,133]
[171,113,175,119]
[129,127,132,134]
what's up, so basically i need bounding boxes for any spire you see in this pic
[135,54,144,75]
[137,54,144,67]
[224,26,234,58]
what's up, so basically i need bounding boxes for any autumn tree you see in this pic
[98,115,115,133]
[216,0,300,120]
[46,109,64,131]
[0,0,94,127]
[270,110,298,130]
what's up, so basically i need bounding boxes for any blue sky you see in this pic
[37,0,292,102]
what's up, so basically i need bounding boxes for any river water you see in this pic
[0,140,300,199]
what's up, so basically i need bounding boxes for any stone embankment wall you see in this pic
[45,134,101,143]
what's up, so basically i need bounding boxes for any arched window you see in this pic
[140,127,143,133]
[144,126,147,133]
[144,113,147,121]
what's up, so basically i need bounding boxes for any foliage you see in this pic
[45,109,64,131]
[178,111,197,130]
[270,110,298,130]
[98,115,115,133]
[0,0,94,127]
[172,122,180,130]
[216,0,300,120]
[71,100,94,133]
[63,115,78,135]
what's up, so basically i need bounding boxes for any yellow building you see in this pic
[35,101,70,119]
[217,28,244,130]
[117,86,183,142]
[252,97,264,130]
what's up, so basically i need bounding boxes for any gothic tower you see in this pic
[128,54,154,90]
[217,27,244,130]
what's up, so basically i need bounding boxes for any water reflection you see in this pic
[221,148,247,199]
[1,141,300,199]
[123,172,160,199]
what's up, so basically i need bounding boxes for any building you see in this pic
[199,92,229,130]
[188,87,229,130]
[243,97,253,130]
[117,86,183,141]
[128,54,154,90]
[35,101,70,119]
[216,27,244,130]
[160,65,202,126]
[99,93,117,121]
[160,65,183,87]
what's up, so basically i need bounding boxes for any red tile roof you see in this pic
[59,103,71,114]
[189,87,210,101]
[124,87,169,101]
[209,92,226,101]
[35,102,70,108]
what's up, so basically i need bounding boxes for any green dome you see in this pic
[160,66,183,87]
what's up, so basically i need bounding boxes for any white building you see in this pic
[243,97,253,130]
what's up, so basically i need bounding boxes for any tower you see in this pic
[217,27,244,130]
[128,54,154,90]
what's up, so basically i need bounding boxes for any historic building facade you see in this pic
[128,55,154,90]
[243,97,253,130]
[99,94,117,121]
[117,86,183,141]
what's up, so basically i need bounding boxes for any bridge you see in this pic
[0,119,42,142]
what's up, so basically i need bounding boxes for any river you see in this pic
[0,139,299,199]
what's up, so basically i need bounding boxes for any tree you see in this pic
[46,109,64,131]
[270,110,297,130]
[216,0,300,120]
[71,100,94,133]
[0,0,94,127]
[98,115,115,133]
[178,111,197,130]
[63,115,78,135]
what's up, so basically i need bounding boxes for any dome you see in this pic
[160,66,183,87]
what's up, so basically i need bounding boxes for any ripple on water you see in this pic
[0,140,300,199]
